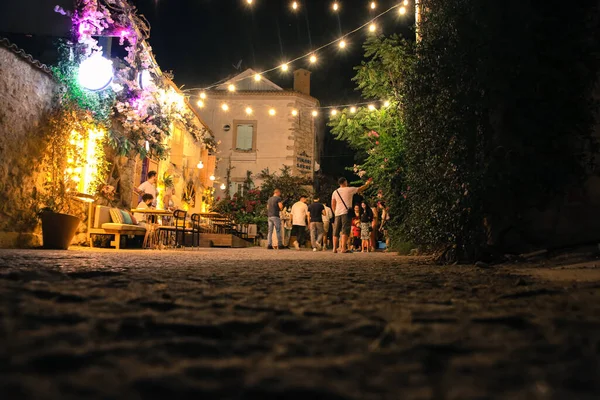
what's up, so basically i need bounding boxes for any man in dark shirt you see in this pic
[267,189,285,249]
[307,196,326,251]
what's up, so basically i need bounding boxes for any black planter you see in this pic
[41,212,81,250]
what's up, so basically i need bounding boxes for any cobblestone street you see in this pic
[0,248,599,400]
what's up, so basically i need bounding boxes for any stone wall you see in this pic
[0,45,57,247]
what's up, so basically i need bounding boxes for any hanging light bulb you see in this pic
[220,183,226,190]
[209,175,216,181]
[332,2,339,11]
[246,0,253,4]
[339,40,347,49]
[281,63,289,72]
[404,0,408,5]
[197,100,205,108]
[312,110,319,117]
[370,1,376,10]
[291,1,298,10]
[369,23,377,32]
[291,109,298,116]
[399,6,406,14]
[309,54,317,63]
[330,109,338,116]
[200,92,207,99]
[221,103,229,111]
[269,108,276,116]
[350,106,357,113]
[254,74,262,81]
[368,104,376,111]
[245,107,253,115]
[145,140,150,152]
[228,84,236,92]
[197,161,204,169]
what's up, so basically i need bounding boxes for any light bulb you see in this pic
[350,106,357,113]
[269,109,276,116]
[247,0,253,4]
[209,175,216,181]
[384,100,390,107]
[78,53,113,91]
[281,63,289,72]
[220,183,226,190]
[309,54,317,63]
[228,84,236,92]
[369,23,377,32]
[221,103,229,111]
[404,0,408,5]
[339,40,346,49]
[332,2,339,11]
[197,161,204,169]
[292,1,298,10]
[330,109,338,116]
[291,109,298,116]
[370,1,376,10]
[368,104,376,111]
[200,92,207,99]
[254,74,261,81]
[245,107,253,115]
[197,100,205,108]
[312,110,318,117]
[399,6,406,14]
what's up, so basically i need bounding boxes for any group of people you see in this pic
[132,170,180,224]
[267,177,390,253]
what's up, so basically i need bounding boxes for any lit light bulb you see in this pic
[292,1,298,10]
[228,84,236,92]
[200,92,207,99]
[209,175,216,181]
[220,183,226,190]
[370,1,376,10]
[254,74,261,81]
[281,63,289,72]
[197,161,204,169]
[312,110,318,117]
[78,53,113,91]
[332,2,339,11]
[197,100,205,108]
[399,6,406,15]
[350,106,357,113]
[369,23,377,32]
[269,109,276,116]
[221,103,229,111]
[67,158,74,164]
[245,107,253,115]
[339,40,346,49]
[247,0,253,4]
[384,100,390,107]
[291,109,298,116]
[309,54,317,63]
[404,0,408,5]
[368,104,376,111]
[330,109,338,116]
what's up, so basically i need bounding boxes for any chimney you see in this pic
[294,69,311,96]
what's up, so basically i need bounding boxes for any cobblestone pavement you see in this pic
[0,248,599,400]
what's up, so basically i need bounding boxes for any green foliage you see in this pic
[257,166,312,207]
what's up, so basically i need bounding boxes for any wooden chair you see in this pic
[157,210,189,248]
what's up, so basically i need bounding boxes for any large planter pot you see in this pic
[41,212,81,250]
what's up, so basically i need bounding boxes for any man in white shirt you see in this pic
[290,195,309,250]
[136,171,158,207]
[331,177,371,253]
[322,202,334,251]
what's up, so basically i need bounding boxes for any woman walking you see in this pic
[360,201,374,252]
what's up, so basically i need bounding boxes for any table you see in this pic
[130,209,173,249]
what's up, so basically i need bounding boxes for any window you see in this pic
[234,122,256,152]
[230,182,245,197]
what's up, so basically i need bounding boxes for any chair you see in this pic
[190,213,201,248]
[158,210,189,248]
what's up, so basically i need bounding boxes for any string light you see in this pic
[291,1,298,10]
[221,103,229,111]
[197,100,205,108]
[197,161,204,169]
[245,107,253,115]
[220,183,226,190]
[350,106,357,113]
[404,0,408,5]
[368,104,376,111]
[399,6,406,15]
[332,2,339,11]
[281,63,289,72]
[370,1,376,10]
[199,92,206,99]
[369,23,377,32]
[330,109,338,116]
[312,110,318,117]
[246,0,253,4]
[339,40,347,49]
[291,109,298,116]
[269,108,276,116]
[309,54,317,63]
[209,175,216,181]
[254,74,261,81]
[228,84,236,92]
[383,100,390,107]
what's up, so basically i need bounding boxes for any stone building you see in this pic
[195,68,320,198]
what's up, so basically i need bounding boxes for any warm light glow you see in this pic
[78,53,113,91]
[350,106,357,113]
[331,109,338,116]
[67,128,105,195]
[197,161,204,169]
[339,40,346,49]
[292,1,298,10]
[220,183,226,190]
[221,103,229,111]
[245,107,253,115]
[254,74,262,81]
[200,92,207,99]
[368,104,376,111]
[369,23,377,32]
[269,108,276,116]
[309,54,317,63]
[291,109,298,116]
[197,100,205,108]
[246,0,253,4]
[228,84,236,92]
[312,110,318,117]
[332,2,339,11]
[399,6,406,14]
[404,0,408,5]
[209,175,216,181]
[384,100,390,107]
[281,63,289,72]
[370,1,376,9]
[145,140,150,152]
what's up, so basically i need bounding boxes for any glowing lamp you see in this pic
[312,110,318,117]
[309,55,317,63]
[370,1,376,9]
[399,6,406,15]
[247,0,253,4]
[209,175,216,181]
[384,100,391,107]
[333,2,339,11]
[339,40,346,49]
[331,109,338,116]
[220,183,226,190]
[197,100,205,108]
[245,107,253,115]
[145,141,150,152]
[228,84,236,92]
[78,53,113,91]
[221,103,229,111]
[292,1,298,10]
[254,74,262,81]
[350,106,357,113]
[200,92,207,99]
[404,0,408,5]
[369,23,377,32]
[138,69,153,90]
[281,63,289,72]
[291,109,298,116]
[368,104,376,111]
[197,161,204,169]
[269,109,276,116]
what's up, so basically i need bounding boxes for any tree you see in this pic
[257,166,312,208]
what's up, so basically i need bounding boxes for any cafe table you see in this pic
[130,209,174,248]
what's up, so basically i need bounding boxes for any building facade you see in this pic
[196,68,320,198]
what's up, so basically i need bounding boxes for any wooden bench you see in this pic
[88,206,146,250]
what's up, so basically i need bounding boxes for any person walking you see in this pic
[360,201,374,252]
[307,196,325,252]
[280,206,293,247]
[331,177,371,253]
[290,195,309,250]
[267,189,284,249]
[322,202,334,251]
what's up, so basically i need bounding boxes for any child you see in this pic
[351,205,362,251]
[360,201,374,252]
